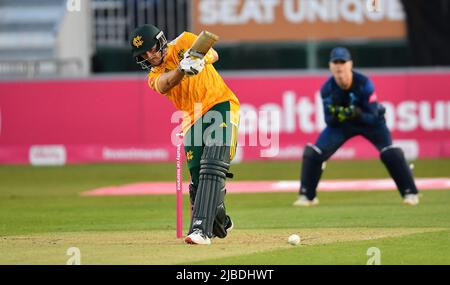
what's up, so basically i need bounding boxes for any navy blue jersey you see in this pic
[321,71,384,127]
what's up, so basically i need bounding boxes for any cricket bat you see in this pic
[188,31,219,59]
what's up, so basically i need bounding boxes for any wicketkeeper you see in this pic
[130,25,239,245]
[294,47,420,207]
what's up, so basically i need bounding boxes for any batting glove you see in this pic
[179,55,205,76]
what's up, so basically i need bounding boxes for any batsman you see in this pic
[130,25,239,245]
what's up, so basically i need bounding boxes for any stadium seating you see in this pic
[0,0,89,77]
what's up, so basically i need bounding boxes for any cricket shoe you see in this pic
[212,216,234,239]
[293,195,319,207]
[403,194,419,206]
[185,229,211,245]
[226,217,234,234]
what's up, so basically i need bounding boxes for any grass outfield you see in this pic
[0,159,449,264]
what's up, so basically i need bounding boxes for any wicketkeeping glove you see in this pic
[336,106,348,122]
[179,54,205,76]
[328,105,348,122]
[328,105,337,116]
[335,105,362,122]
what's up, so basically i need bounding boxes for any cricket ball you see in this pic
[288,234,301,246]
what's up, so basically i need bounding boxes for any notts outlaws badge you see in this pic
[186,150,194,161]
[133,36,144,48]
[177,49,185,61]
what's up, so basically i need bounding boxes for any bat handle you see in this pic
[188,50,205,59]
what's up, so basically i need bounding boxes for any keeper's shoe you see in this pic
[403,194,419,206]
[185,229,211,245]
[293,195,319,207]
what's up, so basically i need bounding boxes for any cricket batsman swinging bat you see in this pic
[188,31,219,59]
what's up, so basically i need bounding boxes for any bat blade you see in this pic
[189,31,219,59]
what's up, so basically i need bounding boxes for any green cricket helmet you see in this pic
[130,24,168,70]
